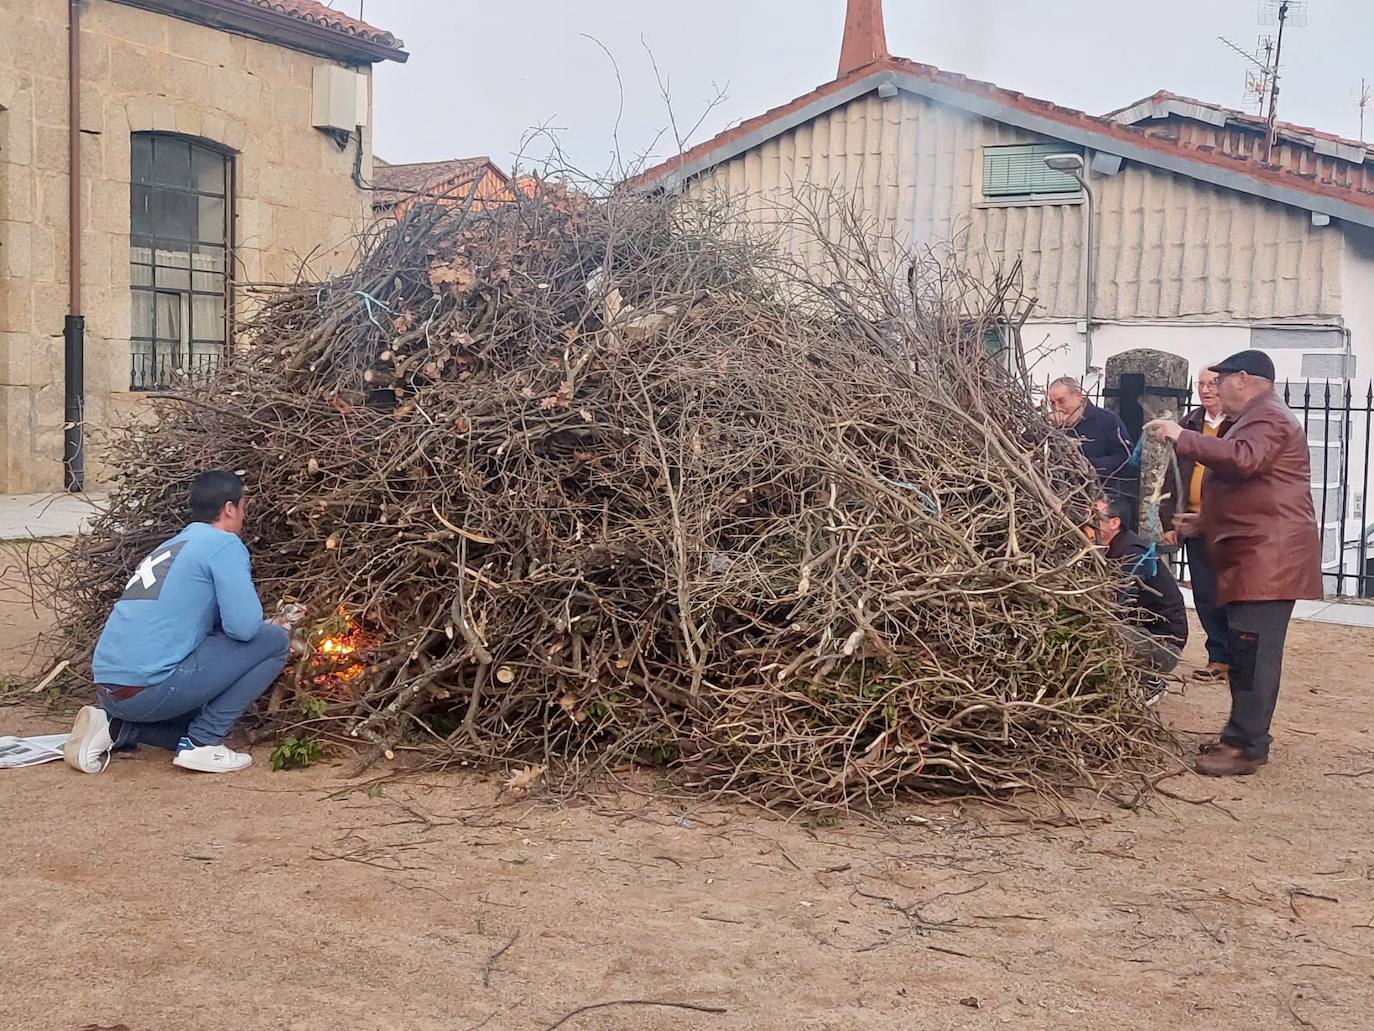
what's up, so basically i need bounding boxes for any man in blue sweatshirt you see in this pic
[64,470,289,775]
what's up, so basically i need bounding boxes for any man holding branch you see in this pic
[1161,368,1235,684]
[1145,350,1321,777]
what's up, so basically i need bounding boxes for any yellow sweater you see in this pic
[1188,420,1221,512]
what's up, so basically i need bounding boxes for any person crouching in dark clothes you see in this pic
[1159,366,1234,685]
[1091,497,1189,706]
[1049,376,1132,498]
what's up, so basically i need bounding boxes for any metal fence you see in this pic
[130,350,223,391]
[1079,379,1374,598]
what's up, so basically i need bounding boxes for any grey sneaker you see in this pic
[1144,678,1167,708]
[63,705,114,774]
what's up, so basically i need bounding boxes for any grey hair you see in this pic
[1049,376,1083,394]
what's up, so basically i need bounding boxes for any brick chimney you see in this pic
[837,0,889,77]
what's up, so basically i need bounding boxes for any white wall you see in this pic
[1026,321,1252,392]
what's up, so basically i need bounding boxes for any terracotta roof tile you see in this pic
[372,157,507,210]
[235,0,402,49]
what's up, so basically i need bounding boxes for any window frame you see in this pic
[978,143,1085,207]
[129,132,235,392]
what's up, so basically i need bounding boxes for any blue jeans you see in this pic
[98,624,289,750]
[1185,535,1232,665]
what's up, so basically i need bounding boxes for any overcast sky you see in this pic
[345,0,1374,176]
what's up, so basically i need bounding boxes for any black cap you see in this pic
[1208,349,1275,381]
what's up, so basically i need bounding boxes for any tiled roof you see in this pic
[372,157,509,210]
[237,0,401,49]
[1108,90,1373,160]
[633,57,1374,227]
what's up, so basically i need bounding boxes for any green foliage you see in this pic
[296,693,328,720]
[270,735,325,771]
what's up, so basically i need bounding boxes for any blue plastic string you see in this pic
[355,290,396,330]
[1126,434,1146,468]
[1128,541,1159,579]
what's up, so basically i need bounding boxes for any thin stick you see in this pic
[540,999,727,1030]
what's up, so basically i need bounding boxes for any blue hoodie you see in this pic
[92,522,265,687]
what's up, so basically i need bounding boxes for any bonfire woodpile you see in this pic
[40,186,1168,807]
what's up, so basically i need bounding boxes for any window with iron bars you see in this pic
[129,134,232,391]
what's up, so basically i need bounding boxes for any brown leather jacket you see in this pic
[1160,406,1234,531]
[1174,391,1322,605]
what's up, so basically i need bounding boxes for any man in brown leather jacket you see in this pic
[1146,350,1321,777]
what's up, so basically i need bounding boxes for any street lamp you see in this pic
[1044,153,1095,377]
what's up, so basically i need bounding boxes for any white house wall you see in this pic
[686,90,1345,325]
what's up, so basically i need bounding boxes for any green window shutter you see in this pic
[982,144,1082,198]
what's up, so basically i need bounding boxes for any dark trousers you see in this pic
[1221,601,1295,759]
[1185,535,1232,666]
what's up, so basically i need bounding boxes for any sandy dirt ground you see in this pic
[3,570,1374,1031]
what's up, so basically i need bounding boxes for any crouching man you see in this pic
[63,471,289,775]
[1093,497,1189,705]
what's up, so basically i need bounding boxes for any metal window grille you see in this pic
[129,133,232,391]
[982,144,1083,199]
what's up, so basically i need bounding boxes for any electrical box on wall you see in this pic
[312,66,369,132]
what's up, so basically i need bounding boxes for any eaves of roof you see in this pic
[112,0,408,64]
[634,59,1374,230]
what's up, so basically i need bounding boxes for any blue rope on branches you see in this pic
[354,290,395,330]
[1126,434,1146,469]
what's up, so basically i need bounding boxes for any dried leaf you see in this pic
[559,693,585,723]
[504,764,545,795]
[428,258,478,295]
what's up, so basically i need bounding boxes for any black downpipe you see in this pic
[64,315,85,491]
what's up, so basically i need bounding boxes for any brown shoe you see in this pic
[1198,739,1269,765]
[1195,743,1261,777]
[1192,662,1229,683]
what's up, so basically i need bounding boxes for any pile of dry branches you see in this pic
[41,187,1167,807]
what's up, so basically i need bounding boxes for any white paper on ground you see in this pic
[0,734,69,768]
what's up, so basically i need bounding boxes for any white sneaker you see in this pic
[172,743,253,773]
[63,705,114,774]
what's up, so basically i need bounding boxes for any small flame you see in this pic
[309,606,371,693]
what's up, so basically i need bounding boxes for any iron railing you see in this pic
[130,350,223,391]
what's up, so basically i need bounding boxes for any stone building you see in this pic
[0,0,407,493]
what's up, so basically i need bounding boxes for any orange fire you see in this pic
[310,607,371,691]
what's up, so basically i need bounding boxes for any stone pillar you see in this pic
[1103,349,1191,544]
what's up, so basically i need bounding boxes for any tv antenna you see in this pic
[1356,78,1372,142]
[1218,2,1308,160]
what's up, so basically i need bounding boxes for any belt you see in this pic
[98,684,145,702]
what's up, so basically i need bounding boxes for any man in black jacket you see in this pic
[1049,377,1132,497]
[1092,497,1189,704]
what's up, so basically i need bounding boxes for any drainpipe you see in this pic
[65,0,85,491]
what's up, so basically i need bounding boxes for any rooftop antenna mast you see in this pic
[1356,78,1372,142]
[1257,0,1308,160]
[1218,2,1308,159]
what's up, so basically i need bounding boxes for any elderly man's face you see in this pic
[1216,371,1248,413]
[1048,384,1085,424]
[1197,369,1222,414]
